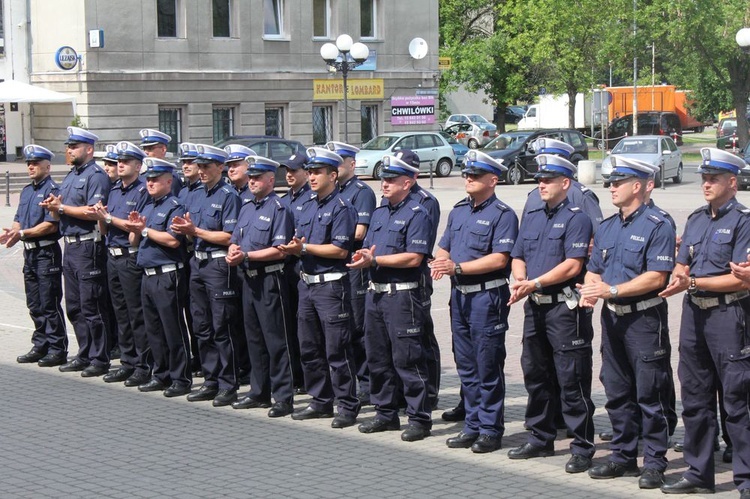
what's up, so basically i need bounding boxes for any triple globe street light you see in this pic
[320,34,370,143]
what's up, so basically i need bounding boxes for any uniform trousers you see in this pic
[600,302,672,471]
[23,244,67,354]
[284,260,304,387]
[297,277,359,417]
[678,296,750,491]
[241,269,294,404]
[189,257,239,391]
[141,268,191,387]
[365,287,431,428]
[422,275,441,409]
[348,267,369,394]
[521,300,595,456]
[451,285,509,437]
[63,240,110,367]
[107,253,150,375]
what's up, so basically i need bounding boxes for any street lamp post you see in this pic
[646,43,655,110]
[320,34,369,144]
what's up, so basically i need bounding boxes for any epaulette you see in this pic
[416,188,429,199]
[602,212,619,223]
[736,205,750,214]
[494,201,510,211]
[568,206,582,213]
[454,197,470,208]
[169,198,180,206]
[355,180,368,189]
[110,180,122,190]
[687,206,707,220]
[273,198,284,209]
[646,213,663,225]
[338,197,346,206]
[137,185,147,193]
[220,186,233,194]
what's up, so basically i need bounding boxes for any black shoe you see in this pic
[471,434,502,453]
[187,385,219,402]
[212,389,237,407]
[108,345,121,360]
[37,352,67,367]
[81,364,109,378]
[599,430,613,442]
[446,431,479,449]
[401,425,430,442]
[331,414,357,429]
[723,445,733,463]
[358,418,401,433]
[291,405,334,420]
[565,455,592,474]
[138,378,167,392]
[268,401,294,418]
[441,406,466,422]
[588,461,640,479]
[124,371,150,387]
[508,442,554,460]
[673,440,684,452]
[660,477,714,494]
[59,358,89,372]
[103,367,134,383]
[17,348,46,364]
[192,369,204,378]
[639,468,664,489]
[231,396,272,410]
[164,383,191,398]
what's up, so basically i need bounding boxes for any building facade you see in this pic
[4,0,439,157]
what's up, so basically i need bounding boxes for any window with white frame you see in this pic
[212,0,232,38]
[312,106,333,145]
[361,104,378,144]
[360,0,377,39]
[313,0,330,39]
[212,107,235,143]
[158,107,182,154]
[264,0,284,37]
[265,106,286,137]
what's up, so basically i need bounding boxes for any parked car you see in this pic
[479,129,588,185]
[716,117,750,148]
[444,113,495,129]
[439,131,469,166]
[443,122,498,149]
[213,135,307,187]
[355,132,456,180]
[594,112,683,150]
[493,106,524,125]
[600,136,683,188]
[741,148,750,190]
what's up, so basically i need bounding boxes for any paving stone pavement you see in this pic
[0,170,741,498]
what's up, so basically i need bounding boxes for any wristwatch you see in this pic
[454,263,463,275]
[141,228,148,239]
[105,215,113,225]
[533,278,542,290]
[18,230,26,240]
[609,285,619,299]
[687,276,698,295]
[57,206,64,215]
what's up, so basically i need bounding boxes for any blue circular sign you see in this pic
[55,46,79,71]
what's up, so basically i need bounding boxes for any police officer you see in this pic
[171,144,241,407]
[352,153,433,442]
[139,128,182,196]
[660,148,750,496]
[279,152,314,393]
[328,141,376,404]
[227,155,295,418]
[225,144,258,204]
[127,158,192,397]
[41,127,112,377]
[506,154,594,470]
[100,145,119,183]
[88,141,151,386]
[177,142,203,376]
[98,144,121,361]
[4,145,66,367]
[278,147,359,428]
[578,157,675,489]
[431,150,518,452]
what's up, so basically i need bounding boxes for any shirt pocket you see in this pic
[522,231,540,256]
[709,230,733,265]
[250,218,272,245]
[547,228,565,257]
[623,241,645,271]
[467,223,492,252]
[387,222,406,250]
[204,208,223,231]
[310,215,332,243]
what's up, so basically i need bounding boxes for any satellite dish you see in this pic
[408,38,428,60]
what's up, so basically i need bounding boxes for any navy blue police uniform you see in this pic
[139,128,183,197]
[104,143,151,382]
[230,156,295,413]
[438,153,518,448]
[137,160,192,393]
[15,146,66,364]
[362,165,433,437]
[587,181,675,475]
[187,146,241,399]
[510,154,595,463]
[293,149,359,420]
[670,148,750,494]
[57,127,112,372]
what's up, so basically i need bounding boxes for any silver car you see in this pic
[355,132,456,180]
[601,136,683,187]
[443,122,498,149]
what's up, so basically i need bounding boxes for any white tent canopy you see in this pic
[0,80,76,110]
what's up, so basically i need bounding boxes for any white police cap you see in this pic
[116,141,146,161]
[698,147,745,175]
[195,144,229,164]
[462,150,507,177]
[139,129,171,147]
[529,138,574,158]
[609,155,654,181]
[246,155,280,176]
[179,142,199,161]
[65,126,99,145]
[143,157,176,178]
[224,144,259,163]
[380,153,421,178]
[23,144,55,162]
[306,147,343,168]
[534,154,576,179]
[326,141,360,158]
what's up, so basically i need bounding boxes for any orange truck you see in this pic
[606,85,709,132]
